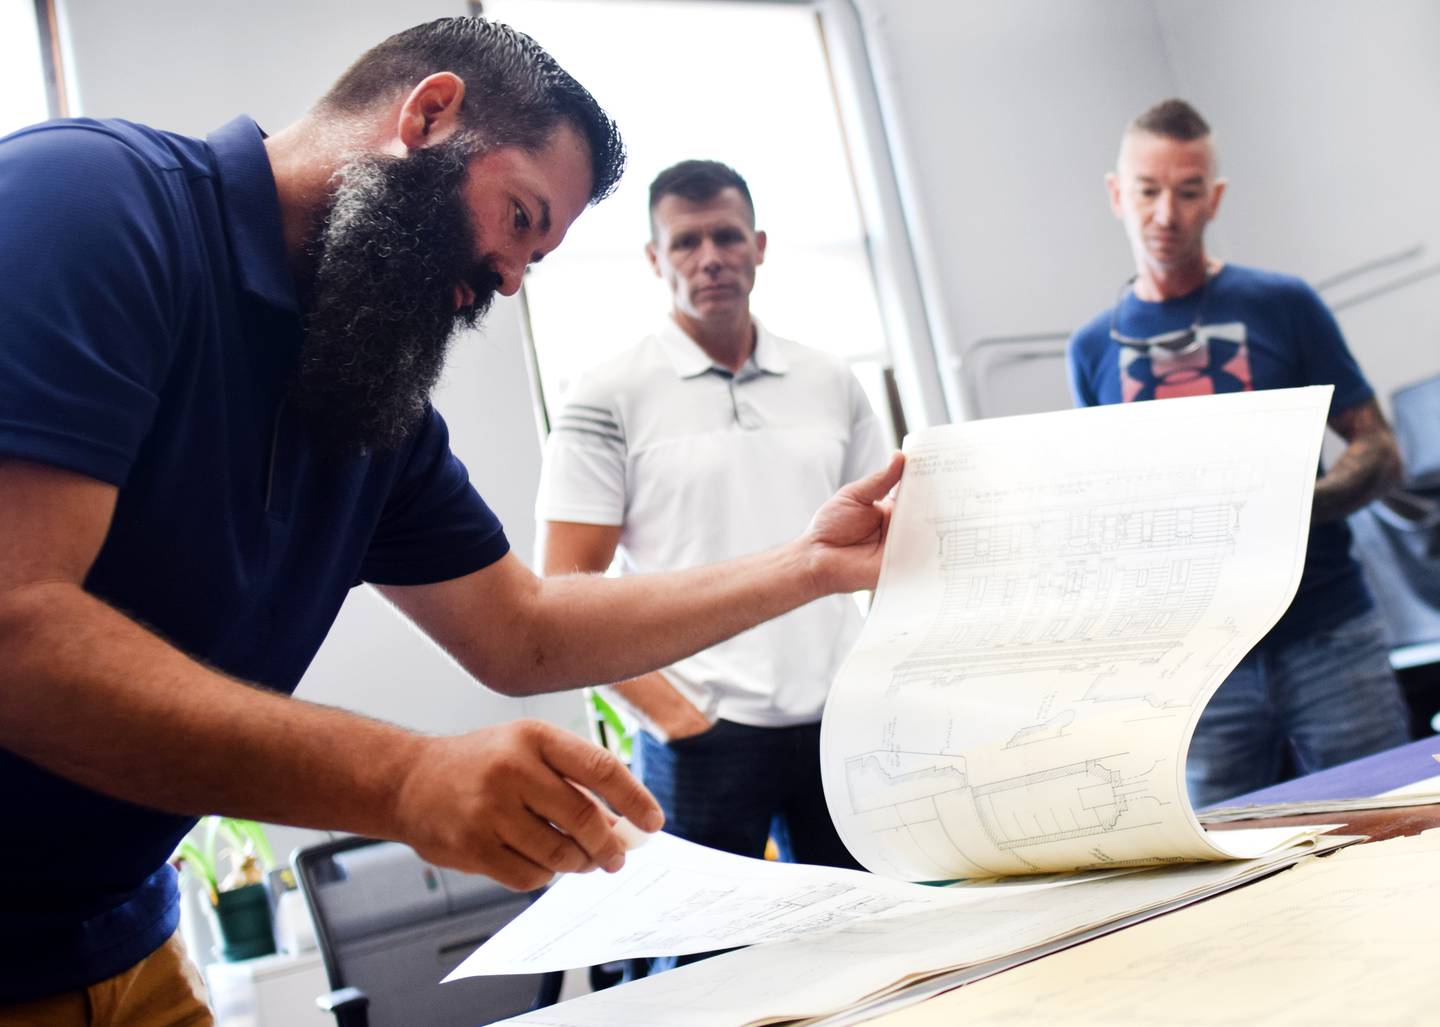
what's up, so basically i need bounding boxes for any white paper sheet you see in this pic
[1381,770,1440,796]
[451,822,1330,982]
[822,388,1334,878]
[488,834,1345,1027]
[446,830,1116,979]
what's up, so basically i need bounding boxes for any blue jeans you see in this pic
[1187,607,1411,809]
[629,719,857,976]
[634,719,859,867]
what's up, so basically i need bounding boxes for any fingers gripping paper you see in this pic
[821,386,1334,879]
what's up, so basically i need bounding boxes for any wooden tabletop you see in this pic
[1207,802,1440,844]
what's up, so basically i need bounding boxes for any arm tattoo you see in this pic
[1312,398,1403,522]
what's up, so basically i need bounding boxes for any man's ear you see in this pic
[1104,171,1123,219]
[754,229,767,267]
[645,240,661,277]
[1208,178,1228,219]
[395,72,467,152]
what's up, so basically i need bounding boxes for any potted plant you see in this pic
[174,817,278,962]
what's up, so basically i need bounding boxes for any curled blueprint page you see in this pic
[822,388,1333,880]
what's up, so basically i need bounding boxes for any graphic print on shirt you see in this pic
[1118,322,1253,402]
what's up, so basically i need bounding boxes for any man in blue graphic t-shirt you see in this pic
[1068,98,1411,809]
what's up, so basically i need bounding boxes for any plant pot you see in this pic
[213,882,277,962]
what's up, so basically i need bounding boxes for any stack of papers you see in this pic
[447,825,1331,978]
[869,827,1440,1025]
[1198,772,1440,823]
[455,831,1351,1026]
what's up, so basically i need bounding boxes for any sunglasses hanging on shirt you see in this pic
[1109,271,1214,358]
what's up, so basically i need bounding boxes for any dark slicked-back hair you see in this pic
[1128,98,1211,141]
[318,16,624,203]
[648,159,754,235]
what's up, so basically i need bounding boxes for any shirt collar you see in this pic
[206,115,298,314]
[657,314,790,379]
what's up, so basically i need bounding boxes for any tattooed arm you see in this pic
[1312,397,1403,523]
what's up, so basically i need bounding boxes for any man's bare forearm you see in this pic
[1,580,665,888]
[1313,437,1400,521]
[535,522,712,740]
[0,579,421,834]
[1313,400,1403,523]
[525,538,823,692]
[608,672,712,741]
[0,460,663,889]
[384,454,901,698]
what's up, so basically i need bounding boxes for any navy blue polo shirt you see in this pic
[0,116,510,1002]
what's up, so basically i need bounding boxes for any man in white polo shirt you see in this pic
[537,160,889,893]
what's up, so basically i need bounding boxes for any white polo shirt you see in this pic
[536,316,890,728]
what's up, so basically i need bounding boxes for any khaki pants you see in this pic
[0,932,213,1027]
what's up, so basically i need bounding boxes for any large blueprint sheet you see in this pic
[822,387,1333,879]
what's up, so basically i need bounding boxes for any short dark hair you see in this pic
[1128,98,1211,142]
[319,16,624,203]
[647,159,754,235]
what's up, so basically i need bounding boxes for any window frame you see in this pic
[34,0,69,118]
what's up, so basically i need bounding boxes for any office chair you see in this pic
[292,836,563,1027]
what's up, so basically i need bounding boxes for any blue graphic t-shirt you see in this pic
[1067,263,1374,644]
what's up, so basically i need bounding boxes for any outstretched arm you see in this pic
[1312,397,1403,522]
[537,521,712,741]
[0,459,662,891]
[381,453,905,696]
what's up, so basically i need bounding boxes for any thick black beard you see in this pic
[292,140,503,457]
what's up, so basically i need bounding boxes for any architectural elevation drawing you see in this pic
[822,387,1335,879]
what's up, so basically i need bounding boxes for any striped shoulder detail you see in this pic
[552,402,625,447]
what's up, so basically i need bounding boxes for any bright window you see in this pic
[1,0,51,138]
[483,0,894,432]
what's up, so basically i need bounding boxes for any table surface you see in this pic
[1208,801,1440,843]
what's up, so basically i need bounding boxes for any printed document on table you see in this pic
[878,829,1440,1026]
[445,830,1123,978]
[822,387,1334,879]
[488,835,1346,1027]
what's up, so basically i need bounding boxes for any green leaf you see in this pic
[175,839,218,903]
[589,690,634,762]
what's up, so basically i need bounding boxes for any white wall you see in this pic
[58,0,590,868]
[63,0,464,136]
[1158,0,1440,412]
[849,0,1440,421]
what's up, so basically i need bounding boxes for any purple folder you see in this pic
[1210,734,1440,809]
